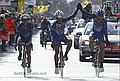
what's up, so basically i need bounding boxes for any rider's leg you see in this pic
[89,35,95,58]
[26,46,32,68]
[99,41,105,68]
[54,45,59,68]
[54,45,59,74]
[18,41,22,61]
[64,39,72,61]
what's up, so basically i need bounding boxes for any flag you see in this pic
[18,0,24,14]
[42,5,50,12]
[37,5,50,13]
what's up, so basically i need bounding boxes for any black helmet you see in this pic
[97,9,104,17]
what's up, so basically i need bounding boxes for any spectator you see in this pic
[0,14,8,51]
[4,13,16,46]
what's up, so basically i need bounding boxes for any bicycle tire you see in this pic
[44,41,47,49]
[60,45,64,78]
[23,48,27,77]
[95,49,100,78]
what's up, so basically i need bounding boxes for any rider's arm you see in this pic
[28,23,34,43]
[80,8,97,19]
[50,22,56,36]
[103,20,109,41]
[104,27,109,42]
[14,25,20,44]
[63,8,79,22]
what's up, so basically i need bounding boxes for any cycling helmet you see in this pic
[97,9,104,17]
[20,14,30,20]
[54,10,64,18]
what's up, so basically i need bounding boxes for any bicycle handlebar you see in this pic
[14,43,33,51]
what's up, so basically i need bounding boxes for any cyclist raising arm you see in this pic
[51,3,81,74]
[79,3,109,72]
[14,14,34,73]
[40,18,51,47]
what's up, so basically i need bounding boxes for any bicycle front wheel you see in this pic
[23,51,27,78]
[95,52,100,78]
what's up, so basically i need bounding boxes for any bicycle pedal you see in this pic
[58,63,65,68]
[58,65,64,68]
[21,63,27,67]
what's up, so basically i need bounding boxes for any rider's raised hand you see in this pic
[77,3,82,10]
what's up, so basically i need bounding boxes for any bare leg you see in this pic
[54,46,59,68]
[64,39,72,61]
[18,43,22,60]
[99,42,105,63]
[27,47,32,68]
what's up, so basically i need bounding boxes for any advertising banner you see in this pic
[0,0,14,6]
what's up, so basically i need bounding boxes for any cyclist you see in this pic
[14,14,33,73]
[79,3,109,72]
[51,3,81,74]
[40,18,50,47]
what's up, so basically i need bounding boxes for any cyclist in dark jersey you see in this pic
[14,14,34,73]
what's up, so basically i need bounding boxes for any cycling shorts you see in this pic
[52,34,68,46]
[17,37,32,47]
[90,31,105,42]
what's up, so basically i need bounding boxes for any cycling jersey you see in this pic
[51,8,79,45]
[15,23,33,44]
[81,9,108,42]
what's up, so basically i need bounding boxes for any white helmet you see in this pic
[54,10,64,18]
[20,14,30,20]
